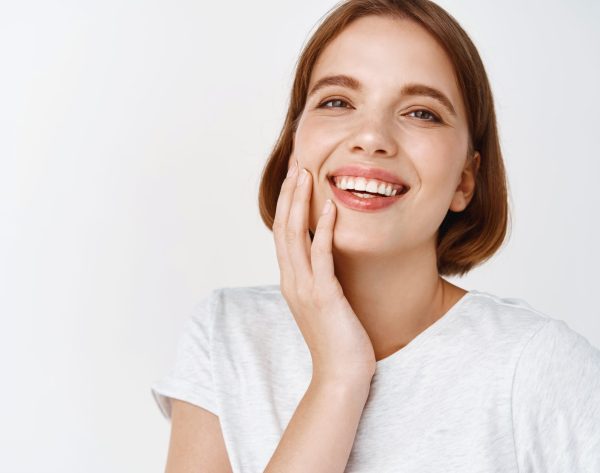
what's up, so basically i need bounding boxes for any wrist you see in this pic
[311,370,374,394]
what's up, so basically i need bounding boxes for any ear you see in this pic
[449,151,480,212]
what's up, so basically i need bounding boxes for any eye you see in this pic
[317,98,351,109]
[407,109,441,123]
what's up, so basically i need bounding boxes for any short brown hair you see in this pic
[257,0,512,277]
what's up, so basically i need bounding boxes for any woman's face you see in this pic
[291,15,479,258]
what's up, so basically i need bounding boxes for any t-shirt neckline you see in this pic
[374,289,478,370]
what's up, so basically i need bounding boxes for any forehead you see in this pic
[310,15,463,112]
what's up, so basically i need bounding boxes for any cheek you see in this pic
[408,132,466,187]
[294,116,346,162]
[293,117,340,233]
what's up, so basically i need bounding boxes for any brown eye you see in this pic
[318,98,351,109]
[408,109,440,122]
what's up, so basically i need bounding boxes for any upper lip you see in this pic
[328,165,410,189]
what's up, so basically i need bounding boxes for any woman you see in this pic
[152,1,600,471]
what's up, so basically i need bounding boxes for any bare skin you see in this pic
[163,14,482,473]
[264,14,480,473]
[289,15,480,362]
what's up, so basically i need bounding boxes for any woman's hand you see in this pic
[273,154,376,385]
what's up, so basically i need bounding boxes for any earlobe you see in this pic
[449,151,480,212]
[473,151,481,176]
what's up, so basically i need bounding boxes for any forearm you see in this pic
[263,375,372,473]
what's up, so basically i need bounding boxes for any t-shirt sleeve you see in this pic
[150,288,220,420]
[512,317,600,472]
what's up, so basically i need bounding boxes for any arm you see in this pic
[266,157,377,472]
[164,398,233,473]
[263,374,372,473]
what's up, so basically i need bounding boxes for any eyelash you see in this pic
[317,98,442,123]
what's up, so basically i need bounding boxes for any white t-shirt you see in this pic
[151,285,600,472]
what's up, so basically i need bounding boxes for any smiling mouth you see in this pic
[327,176,409,198]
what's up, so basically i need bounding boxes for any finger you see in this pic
[286,166,313,279]
[311,198,337,285]
[273,158,299,284]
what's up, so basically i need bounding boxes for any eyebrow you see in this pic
[307,74,457,117]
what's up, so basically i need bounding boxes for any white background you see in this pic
[1,0,599,471]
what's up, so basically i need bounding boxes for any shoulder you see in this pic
[512,313,600,393]
[455,290,600,374]
[184,284,287,336]
[459,289,555,345]
[202,284,293,332]
[503,297,600,470]
[467,289,599,354]
[193,284,284,310]
[212,283,284,303]
[206,284,286,316]
[204,284,309,374]
[466,289,550,321]
[490,288,600,415]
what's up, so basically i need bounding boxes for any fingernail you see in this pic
[287,160,297,177]
[322,199,332,214]
[297,168,307,186]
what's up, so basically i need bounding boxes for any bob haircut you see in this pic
[257,0,511,277]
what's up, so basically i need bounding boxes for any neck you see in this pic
[331,243,464,362]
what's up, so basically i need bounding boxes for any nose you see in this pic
[347,112,398,157]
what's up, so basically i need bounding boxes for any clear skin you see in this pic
[275,15,480,377]
[164,15,483,473]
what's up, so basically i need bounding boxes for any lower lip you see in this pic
[328,179,408,212]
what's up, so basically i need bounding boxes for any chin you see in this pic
[331,225,393,256]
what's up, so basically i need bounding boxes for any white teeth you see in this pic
[333,175,404,197]
[366,180,379,193]
[351,192,376,198]
[354,177,367,191]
